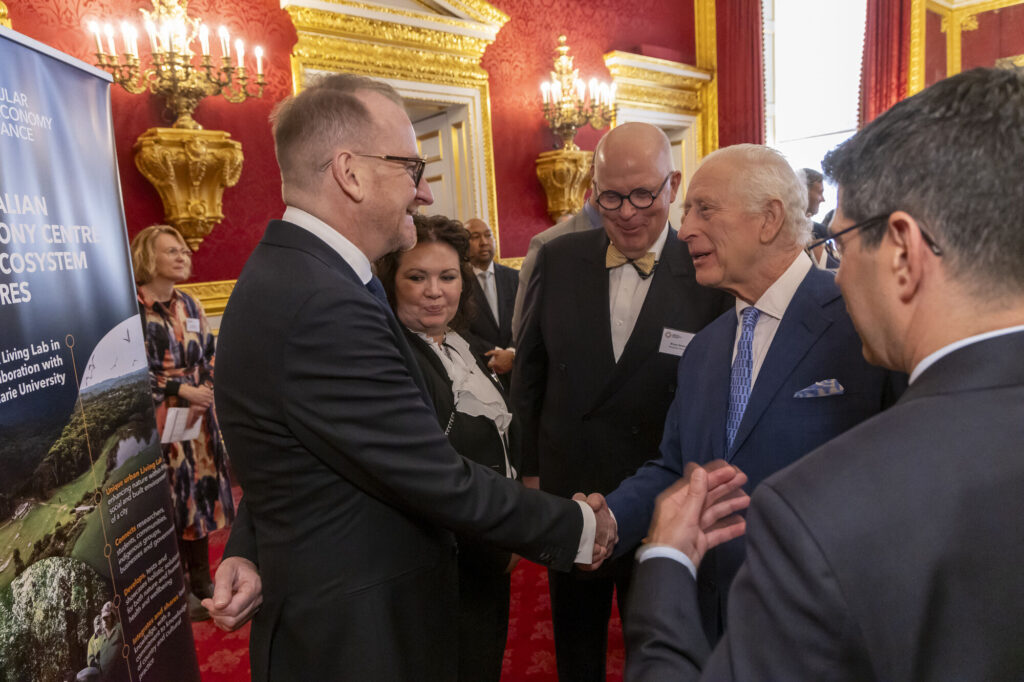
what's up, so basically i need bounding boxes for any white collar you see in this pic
[910,324,1024,384]
[472,262,496,277]
[282,206,373,284]
[737,251,813,321]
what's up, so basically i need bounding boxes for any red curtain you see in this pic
[717,0,765,146]
[860,0,912,126]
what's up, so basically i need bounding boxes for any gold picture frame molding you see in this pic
[910,0,1024,94]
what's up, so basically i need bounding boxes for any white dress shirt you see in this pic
[473,262,500,322]
[910,324,1024,384]
[731,252,813,388]
[283,206,372,284]
[609,224,670,361]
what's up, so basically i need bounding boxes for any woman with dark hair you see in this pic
[130,224,234,621]
[376,214,519,682]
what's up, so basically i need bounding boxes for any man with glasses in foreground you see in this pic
[602,142,902,652]
[514,122,732,682]
[205,73,617,682]
[625,66,1024,681]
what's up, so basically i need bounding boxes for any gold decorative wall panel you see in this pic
[694,0,719,153]
[285,0,505,251]
[911,0,1024,94]
[604,51,713,159]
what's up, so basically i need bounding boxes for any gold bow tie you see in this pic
[606,244,657,279]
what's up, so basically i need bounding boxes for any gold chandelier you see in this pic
[536,35,615,221]
[85,0,265,250]
[540,35,616,151]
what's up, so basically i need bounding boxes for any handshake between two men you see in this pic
[576,460,751,572]
[202,461,750,632]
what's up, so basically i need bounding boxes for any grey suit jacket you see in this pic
[625,330,1024,681]
[510,207,597,341]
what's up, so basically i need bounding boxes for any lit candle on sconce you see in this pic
[121,23,138,57]
[234,39,245,68]
[588,78,598,105]
[159,22,171,53]
[144,19,158,53]
[104,24,117,57]
[575,79,585,103]
[541,82,551,105]
[254,46,264,76]
[599,83,610,107]
[199,25,210,57]
[218,26,230,60]
[89,21,104,54]
[551,80,562,104]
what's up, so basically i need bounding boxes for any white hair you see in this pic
[702,144,812,246]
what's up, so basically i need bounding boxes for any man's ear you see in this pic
[332,151,366,203]
[885,211,927,303]
[667,170,683,203]
[759,198,786,243]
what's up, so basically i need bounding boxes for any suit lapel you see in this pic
[575,231,616,380]
[263,220,433,405]
[469,276,500,338]
[727,268,839,457]
[704,315,737,462]
[495,266,516,342]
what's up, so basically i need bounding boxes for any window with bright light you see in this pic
[763,0,867,221]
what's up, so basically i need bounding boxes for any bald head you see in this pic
[465,217,495,269]
[593,123,673,185]
[590,123,680,259]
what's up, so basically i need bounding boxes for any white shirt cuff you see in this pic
[636,544,697,580]
[573,500,597,563]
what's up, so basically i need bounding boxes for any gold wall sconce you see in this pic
[86,0,265,250]
[536,35,615,221]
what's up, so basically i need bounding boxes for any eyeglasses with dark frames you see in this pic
[807,212,944,261]
[319,153,427,186]
[595,173,672,211]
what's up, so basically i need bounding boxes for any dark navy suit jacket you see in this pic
[217,220,583,682]
[608,265,903,638]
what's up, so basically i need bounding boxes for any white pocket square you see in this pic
[794,379,845,398]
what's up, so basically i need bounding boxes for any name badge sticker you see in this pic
[659,327,694,356]
[186,318,201,333]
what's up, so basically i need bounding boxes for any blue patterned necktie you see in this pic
[365,275,389,306]
[726,306,760,449]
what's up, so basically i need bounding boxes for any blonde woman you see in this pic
[130,225,234,621]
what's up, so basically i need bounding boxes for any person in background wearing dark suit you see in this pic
[625,66,1024,682]
[203,73,616,682]
[800,167,839,268]
[514,122,732,682]
[376,214,521,682]
[464,217,518,388]
[605,143,902,646]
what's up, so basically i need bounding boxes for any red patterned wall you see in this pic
[483,0,696,257]
[962,4,1024,72]
[6,0,295,281]
[7,0,700,275]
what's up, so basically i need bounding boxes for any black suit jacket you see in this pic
[513,227,732,497]
[626,330,1024,681]
[468,262,518,350]
[215,221,584,682]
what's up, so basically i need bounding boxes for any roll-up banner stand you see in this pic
[0,26,201,682]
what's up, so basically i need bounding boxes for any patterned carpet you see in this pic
[192,527,625,681]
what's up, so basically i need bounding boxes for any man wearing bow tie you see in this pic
[605,143,903,651]
[513,122,732,682]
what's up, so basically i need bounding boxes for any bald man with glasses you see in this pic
[513,122,732,682]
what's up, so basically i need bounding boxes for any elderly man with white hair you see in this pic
[604,143,904,646]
